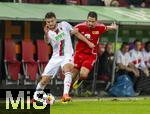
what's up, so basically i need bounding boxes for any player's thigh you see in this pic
[74,53,83,70]
[42,57,62,78]
[63,63,74,73]
[82,55,96,71]
[80,56,96,78]
[61,56,74,73]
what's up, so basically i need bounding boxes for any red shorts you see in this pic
[74,53,97,70]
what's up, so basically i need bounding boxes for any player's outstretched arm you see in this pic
[43,25,49,44]
[107,22,118,31]
[71,28,95,49]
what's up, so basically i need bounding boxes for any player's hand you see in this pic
[132,69,140,77]
[111,22,118,30]
[87,41,95,49]
[71,28,79,35]
[44,25,49,34]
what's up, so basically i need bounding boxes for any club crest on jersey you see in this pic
[84,34,91,39]
[92,31,99,34]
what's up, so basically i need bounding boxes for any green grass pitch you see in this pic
[51,98,150,114]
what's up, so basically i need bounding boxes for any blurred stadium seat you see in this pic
[4,39,21,85]
[22,41,38,85]
[36,40,49,75]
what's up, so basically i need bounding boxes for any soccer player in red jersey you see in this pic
[72,11,118,89]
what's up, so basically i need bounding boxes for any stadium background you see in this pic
[0,1,150,114]
[0,2,150,91]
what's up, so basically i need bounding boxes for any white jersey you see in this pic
[47,21,74,58]
[116,50,131,66]
[129,49,146,69]
[142,49,150,68]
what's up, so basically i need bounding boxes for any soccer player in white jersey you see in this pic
[33,12,95,103]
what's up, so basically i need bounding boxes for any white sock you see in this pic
[34,82,46,100]
[63,72,72,95]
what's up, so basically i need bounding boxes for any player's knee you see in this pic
[63,64,74,73]
[80,71,88,80]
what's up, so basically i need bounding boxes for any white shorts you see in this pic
[42,56,73,78]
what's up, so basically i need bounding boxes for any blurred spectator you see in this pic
[130,40,149,76]
[22,0,66,4]
[98,42,114,80]
[145,0,150,8]
[109,42,137,97]
[135,41,150,93]
[116,42,139,78]
[0,0,13,2]
[67,0,103,5]
[102,0,120,7]
[88,0,104,6]
[142,41,150,69]
[126,0,145,7]
[66,0,80,5]
[49,0,66,4]
[22,0,49,3]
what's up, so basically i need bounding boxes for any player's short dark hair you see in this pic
[45,12,56,19]
[87,11,97,20]
[121,42,129,49]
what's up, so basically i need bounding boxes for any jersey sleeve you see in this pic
[74,24,82,32]
[62,21,73,32]
[98,24,107,34]
[74,24,80,29]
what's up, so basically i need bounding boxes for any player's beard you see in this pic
[50,24,57,31]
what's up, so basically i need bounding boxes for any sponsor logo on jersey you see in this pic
[55,32,65,41]
[92,31,99,34]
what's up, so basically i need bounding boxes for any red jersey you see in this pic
[75,22,107,54]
